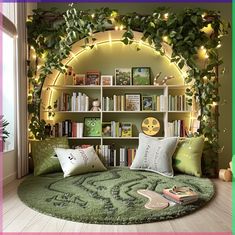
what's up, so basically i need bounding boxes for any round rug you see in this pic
[18,167,214,224]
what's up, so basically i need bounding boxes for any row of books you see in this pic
[51,121,84,138]
[168,95,191,111]
[74,144,136,167]
[163,186,198,205]
[102,121,132,137]
[120,147,137,167]
[167,120,188,137]
[57,92,90,111]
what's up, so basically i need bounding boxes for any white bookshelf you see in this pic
[44,84,192,140]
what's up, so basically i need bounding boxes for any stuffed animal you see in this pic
[90,99,101,111]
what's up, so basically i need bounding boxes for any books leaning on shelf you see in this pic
[52,120,83,138]
[102,121,132,137]
[167,119,188,137]
[168,95,191,111]
[103,95,167,111]
[163,186,199,205]
[120,147,136,167]
[57,92,90,111]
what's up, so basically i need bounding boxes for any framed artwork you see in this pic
[101,75,113,86]
[121,123,132,137]
[115,68,131,85]
[86,71,100,85]
[73,74,85,85]
[102,122,112,137]
[132,67,151,85]
[125,94,141,111]
[83,117,101,137]
[142,96,154,111]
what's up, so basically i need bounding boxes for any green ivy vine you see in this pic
[27,5,229,162]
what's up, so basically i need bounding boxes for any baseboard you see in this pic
[3,172,17,186]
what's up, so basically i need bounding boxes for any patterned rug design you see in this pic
[18,167,214,224]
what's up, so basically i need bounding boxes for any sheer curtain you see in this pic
[1,3,28,179]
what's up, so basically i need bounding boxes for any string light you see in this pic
[216,42,222,48]
[212,102,218,106]
[30,46,34,50]
[162,36,168,42]
[32,54,37,59]
[91,13,95,18]
[163,13,169,20]
[119,25,124,30]
[203,76,208,81]
[201,13,206,19]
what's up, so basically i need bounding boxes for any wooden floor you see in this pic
[3,178,232,233]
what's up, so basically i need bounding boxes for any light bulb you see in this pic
[115,26,119,31]
[91,14,95,18]
[163,13,169,19]
[119,25,124,30]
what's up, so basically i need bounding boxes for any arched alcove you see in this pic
[41,30,189,125]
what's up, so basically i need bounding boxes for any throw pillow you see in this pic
[31,137,69,176]
[54,146,107,177]
[130,133,178,177]
[172,136,204,177]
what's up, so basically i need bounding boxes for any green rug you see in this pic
[18,167,214,224]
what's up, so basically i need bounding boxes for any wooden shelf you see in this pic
[102,85,166,90]
[168,111,191,113]
[68,137,101,140]
[103,137,139,140]
[47,85,101,90]
[102,111,165,114]
[43,111,101,114]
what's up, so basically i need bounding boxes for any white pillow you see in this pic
[130,133,178,177]
[54,146,107,177]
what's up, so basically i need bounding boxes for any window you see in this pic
[2,31,16,151]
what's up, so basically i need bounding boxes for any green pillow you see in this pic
[173,136,204,177]
[31,137,69,176]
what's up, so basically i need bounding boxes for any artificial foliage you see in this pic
[26,5,229,175]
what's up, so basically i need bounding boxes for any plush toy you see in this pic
[90,99,101,111]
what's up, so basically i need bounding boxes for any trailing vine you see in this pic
[27,5,229,171]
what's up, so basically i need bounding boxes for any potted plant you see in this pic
[0,115,10,152]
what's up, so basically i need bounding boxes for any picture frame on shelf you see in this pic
[142,96,154,111]
[102,122,112,137]
[125,94,141,111]
[83,117,101,137]
[121,122,132,137]
[73,74,86,85]
[101,75,113,86]
[132,67,151,85]
[86,71,100,85]
[115,68,131,85]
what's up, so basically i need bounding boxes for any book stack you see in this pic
[52,120,83,137]
[57,92,89,111]
[168,95,191,111]
[167,120,187,137]
[163,186,199,205]
[120,147,136,167]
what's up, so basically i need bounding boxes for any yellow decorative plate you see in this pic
[141,117,160,136]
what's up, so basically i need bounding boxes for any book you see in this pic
[163,186,198,205]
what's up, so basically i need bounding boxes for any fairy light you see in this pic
[30,46,34,50]
[203,76,208,82]
[91,13,95,18]
[115,26,119,31]
[119,25,124,30]
[216,42,222,48]
[201,13,206,19]
[163,13,169,20]
[32,54,37,59]
[162,36,168,42]
[212,102,218,107]
[205,53,209,59]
